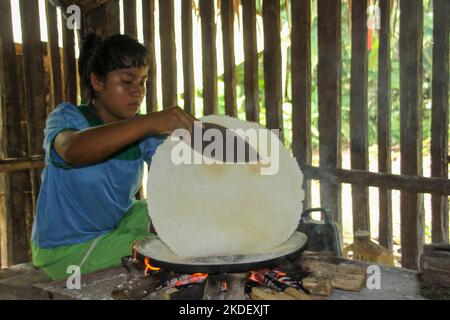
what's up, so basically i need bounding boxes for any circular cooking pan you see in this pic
[133,231,308,274]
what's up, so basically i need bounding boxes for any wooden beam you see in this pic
[350,0,369,234]
[0,158,45,173]
[221,0,237,117]
[200,0,218,115]
[124,0,138,39]
[159,0,177,108]
[291,0,312,208]
[377,0,393,251]
[181,0,195,115]
[317,0,342,227]
[431,0,449,244]
[242,0,259,123]
[302,165,450,196]
[399,0,424,270]
[263,0,283,140]
[142,0,157,113]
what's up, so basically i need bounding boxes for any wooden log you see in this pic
[45,1,63,107]
[430,0,449,244]
[124,0,138,39]
[142,0,157,113]
[200,0,218,115]
[301,273,333,297]
[0,0,34,266]
[420,244,450,287]
[377,0,393,251]
[242,0,259,123]
[181,0,195,115]
[317,0,342,227]
[263,0,283,141]
[399,0,424,270]
[221,0,237,117]
[300,259,366,292]
[251,287,297,300]
[302,165,450,195]
[350,0,370,234]
[159,0,177,108]
[291,0,312,209]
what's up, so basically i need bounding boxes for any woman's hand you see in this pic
[150,106,198,135]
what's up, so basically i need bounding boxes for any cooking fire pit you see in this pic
[130,231,308,300]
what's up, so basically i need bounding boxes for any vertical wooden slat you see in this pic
[399,0,424,270]
[18,0,50,263]
[200,0,218,115]
[159,0,177,108]
[431,0,449,244]
[263,0,283,141]
[80,1,120,103]
[124,0,138,39]
[350,0,369,234]
[0,0,34,266]
[45,1,63,107]
[181,0,195,115]
[221,0,237,117]
[142,0,157,113]
[291,0,312,208]
[242,0,259,123]
[82,0,121,37]
[378,0,393,251]
[62,25,77,104]
[317,0,342,227]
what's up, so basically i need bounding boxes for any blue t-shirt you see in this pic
[31,102,166,249]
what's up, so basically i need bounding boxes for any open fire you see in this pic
[114,251,314,300]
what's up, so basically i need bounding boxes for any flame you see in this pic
[144,257,161,275]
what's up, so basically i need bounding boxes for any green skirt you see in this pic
[31,200,154,281]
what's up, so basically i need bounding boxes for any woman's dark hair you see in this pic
[78,33,148,103]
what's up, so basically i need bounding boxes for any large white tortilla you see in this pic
[147,115,304,257]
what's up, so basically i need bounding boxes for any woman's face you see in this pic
[92,66,148,122]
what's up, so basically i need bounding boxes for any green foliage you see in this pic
[210,0,438,151]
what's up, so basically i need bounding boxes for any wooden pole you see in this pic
[242,0,259,123]
[377,0,393,251]
[221,0,237,117]
[124,0,138,39]
[200,0,218,115]
[291,0,312,209]
[159,0,177,108]
[181,0,195,115]
[142,0,157,113]
[317,0,342,227]
[431,0,449,244]
[399,0,424,270]
[350,0,370,235]
[263,0,283,141]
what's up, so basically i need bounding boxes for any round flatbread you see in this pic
[147,115,304,257]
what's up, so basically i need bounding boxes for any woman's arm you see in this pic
[54,106,196,166]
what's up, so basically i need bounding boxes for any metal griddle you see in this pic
[133,231,308,274]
